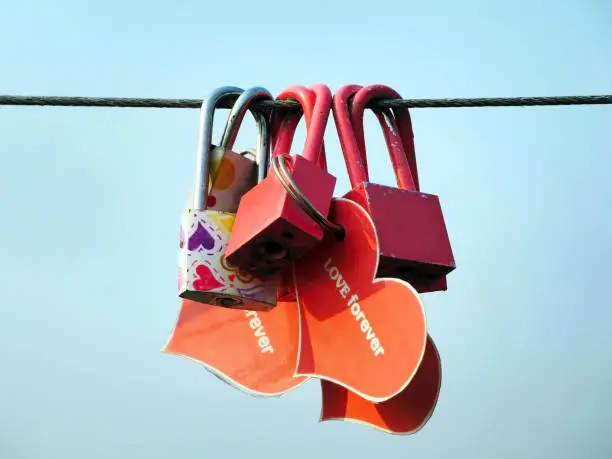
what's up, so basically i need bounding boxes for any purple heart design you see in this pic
[237,285,267,300]
[188,222,216,251]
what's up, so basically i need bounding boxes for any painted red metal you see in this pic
[333,84,455,292]
[225,84,336,280]
[274,87,329,302]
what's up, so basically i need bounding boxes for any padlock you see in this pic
[333,84,455,290]
[179,86,280,310]
[338,85,448,293]
[225,84,336,280]
[269,87,331,302]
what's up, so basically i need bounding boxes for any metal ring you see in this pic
[239,148,257,160]
[271,154,344,237]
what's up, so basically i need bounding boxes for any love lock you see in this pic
[178,86,280,310]
[333,84,455,291]
[271,87,332,302]
[225,84,336,280]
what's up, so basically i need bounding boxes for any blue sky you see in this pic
[1,1,611,458]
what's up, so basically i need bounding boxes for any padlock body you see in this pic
[179,209,279,311]
[344,182,455,291]
[225,155,336,280]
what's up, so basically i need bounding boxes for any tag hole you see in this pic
[282,231,294,240]
[333,226,346,242]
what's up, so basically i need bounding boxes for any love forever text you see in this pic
[323,258,385,357]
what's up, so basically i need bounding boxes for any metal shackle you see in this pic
[193,86,243,211]
[371,107,416,189]
[350,85,419,191]
[272,84,332,165]
[219,87,274,184]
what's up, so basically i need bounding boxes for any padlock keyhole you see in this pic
[215,297,243,307]
[259,241,288,261]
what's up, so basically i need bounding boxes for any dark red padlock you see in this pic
[333,84,455,291]
[225,84,336,280]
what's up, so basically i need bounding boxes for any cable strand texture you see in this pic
[0,94,611,110]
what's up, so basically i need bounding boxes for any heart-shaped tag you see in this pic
[163,299,307,396]
[294,198,427,402]
[319,335,441,434]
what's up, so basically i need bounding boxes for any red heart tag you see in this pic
[320,335,441,434]
[294,198,427,402]
[163,299,307,396]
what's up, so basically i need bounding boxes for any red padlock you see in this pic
[272,88,330,302]
[333,84,455,291]
[225,84,336,280]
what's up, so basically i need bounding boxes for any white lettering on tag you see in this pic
[244,311,274,353]
[323,258,385,357]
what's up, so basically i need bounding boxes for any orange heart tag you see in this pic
[163,299,307,396]
[320,335,441,434]
[294,198,427,402]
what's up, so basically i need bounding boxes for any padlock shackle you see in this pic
[351,85,420,191]
[220,87,271,151]
[332,84,368,186]
[272,113,329,172]
[219,87,274,184]
[253,109,272,183]
[271,85,328,172]
[193,86,243,211]
[271,84,331,165]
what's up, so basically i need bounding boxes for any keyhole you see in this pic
[258,241,287,261]
[216,297,243,307]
